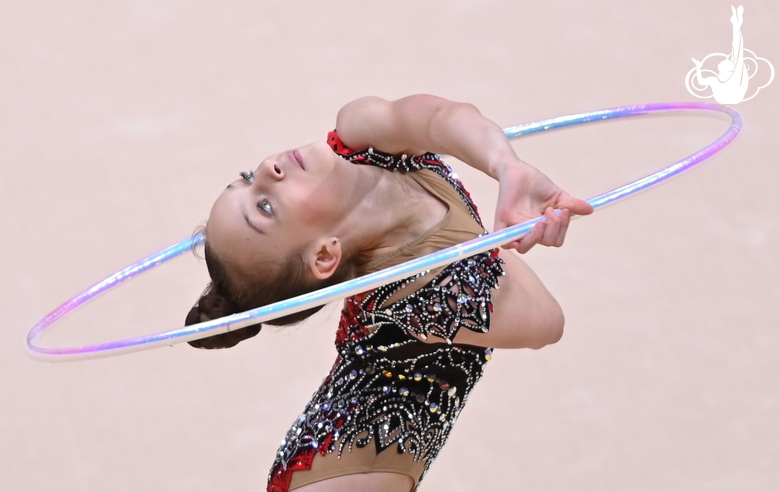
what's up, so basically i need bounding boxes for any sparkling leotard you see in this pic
[267,132,504,492]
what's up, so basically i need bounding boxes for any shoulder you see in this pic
[334,96,429,156]
[328,129,449,176]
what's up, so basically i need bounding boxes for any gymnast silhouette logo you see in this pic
[685,5,774,104]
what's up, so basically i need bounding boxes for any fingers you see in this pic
[538,207,570,248]
[540,207,571,247]
[500,207,572,254]
[502,220,545,254]
[540,207,561,244]
[555,209,571,247]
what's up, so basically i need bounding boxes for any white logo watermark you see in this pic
[685,5,774,104]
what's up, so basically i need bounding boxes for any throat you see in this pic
[355,172,449,267]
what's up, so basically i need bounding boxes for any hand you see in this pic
[493,162,593,254]
[692,58,703,68]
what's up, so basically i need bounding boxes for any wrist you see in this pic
[490,155,533,181]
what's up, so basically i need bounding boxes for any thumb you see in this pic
[557,196,594,216]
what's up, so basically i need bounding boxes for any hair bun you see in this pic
[184,285,262,349]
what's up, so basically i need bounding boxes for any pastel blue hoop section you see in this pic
[25,102,742,362]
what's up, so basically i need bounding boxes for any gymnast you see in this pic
[184,95,594,492]
[692,5,749,104]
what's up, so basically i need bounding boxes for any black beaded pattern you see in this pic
[362,253,504,344]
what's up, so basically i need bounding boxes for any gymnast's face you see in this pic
[206,141,350,280]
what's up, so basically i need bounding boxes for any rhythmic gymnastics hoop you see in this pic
[25,102,742,362]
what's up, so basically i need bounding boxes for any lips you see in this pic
[290,149,305,170]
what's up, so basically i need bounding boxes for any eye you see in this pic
[240,171,254,183]
[258,199,273,217]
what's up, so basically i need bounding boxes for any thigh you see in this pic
[286,434,425,491]
[294,472,414,492]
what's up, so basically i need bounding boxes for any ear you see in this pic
[306,237,342,280]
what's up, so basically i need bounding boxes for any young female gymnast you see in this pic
[692,5,749,104]
[185,95,593,492]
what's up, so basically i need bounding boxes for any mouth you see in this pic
[289,150,305,171]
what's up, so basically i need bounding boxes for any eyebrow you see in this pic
[225,183,265,235]
[242,207,265,235]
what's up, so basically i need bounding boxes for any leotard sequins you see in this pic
[267,132,505,492]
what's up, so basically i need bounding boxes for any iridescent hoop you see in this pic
[25,102,742,362]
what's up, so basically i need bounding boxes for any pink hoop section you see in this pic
[25,102,742,362]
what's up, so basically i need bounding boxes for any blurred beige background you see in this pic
[2,1,778,491]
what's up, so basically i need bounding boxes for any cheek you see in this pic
[297,195,333,227]
[297,181,344,225]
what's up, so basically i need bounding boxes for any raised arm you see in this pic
[336,94,524,179]
[336,95,594,253]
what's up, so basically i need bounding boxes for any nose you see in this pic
[257,157,284,181]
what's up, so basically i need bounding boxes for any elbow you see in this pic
[431,101,480,123]
[548,307,565,346]
[427,101,481,135]
[527,301,565,350]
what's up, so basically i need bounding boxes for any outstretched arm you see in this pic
[336,95,593,253]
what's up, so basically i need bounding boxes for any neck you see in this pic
[334,164,438,271]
